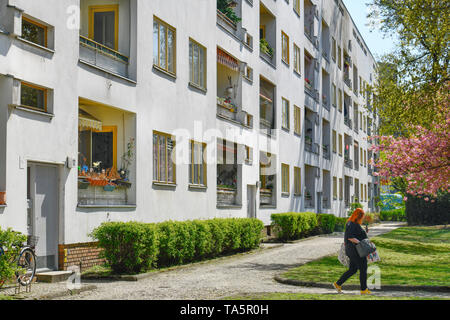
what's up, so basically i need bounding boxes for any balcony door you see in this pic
[89,5,119,50]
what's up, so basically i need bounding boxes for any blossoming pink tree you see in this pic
[369,98,450,201]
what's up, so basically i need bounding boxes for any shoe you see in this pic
[333,282,342,293]
[360,289,372,295]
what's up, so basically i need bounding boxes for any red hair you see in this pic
[348,208,365,224]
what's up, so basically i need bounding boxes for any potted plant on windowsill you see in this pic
[260,38,273,58]
[0,191,6,205]
[217,0,241,25]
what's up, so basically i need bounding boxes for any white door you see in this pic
[247,185,256,219]
[28,163,59,270]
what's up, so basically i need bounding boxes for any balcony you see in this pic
[344,76,352,89]
[217,140,240,207]
[305,138,320,155]
[260,152,276,207]
[79,1,132,79]
[77,99,136,207]
[260,3,276,66]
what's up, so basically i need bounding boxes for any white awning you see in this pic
[79,109,102,131]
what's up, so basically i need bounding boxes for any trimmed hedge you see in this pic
[379,209,407,222]
[334,217,348,232]
[317,214,336,234]
[406,193,450,225]
[271,212,318,241]
[91,218,264,274]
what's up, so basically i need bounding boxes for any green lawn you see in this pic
[282,226,450,287]
[225,292,448,300]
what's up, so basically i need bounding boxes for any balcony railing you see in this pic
[79,35,129,77]
[344,117,352,129]
[322,197,331,209]
[322,144,330,160]
[344,157,353,169]
[305,140,320,155]
[344,76,352,88]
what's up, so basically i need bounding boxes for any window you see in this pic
[153,131,176,184]
[365,184,368,202]
[282,98,290,130]
[294,105,301,135]
[153,17,176,75]
[332,83,336,107]
[20,82,47,112]
[22,17,47,47]
[338,45,342,69]
[244,65,253,81]
[189,140,206,186]
[294,0,301,15]
[189,39,206,89]
[360,112,363,130]
[293,44,301,74]
[331,37,336,61]
[359,148,362,167]
[79,126,117,171]
[332,130,337,153]
[245,146,253,164]
[364,116,367,133]
[260,25,266,39]
[338,134,343,156]
[339,178,343,200]
[89,5,119,50]
[361,183,364,201]
[282,164,290,194]
[364,150,367,167]
[333,177,337,199]
[338,89,343,112]
[281,31,289,65]
[294,167,301,195]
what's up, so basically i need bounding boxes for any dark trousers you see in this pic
[336,254,368,291]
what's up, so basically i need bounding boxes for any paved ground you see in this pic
[13,222,450,300]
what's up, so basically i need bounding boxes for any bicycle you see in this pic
[0,235,38,288]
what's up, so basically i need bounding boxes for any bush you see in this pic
[379,209,407,222]
[271,212,318,241]
[0,228,29,284]
[405,193,450,225]
[334,218,348,232]
[91,218,264,273]
[317,214,336,234]
[90,222,159,274]
[347,202,363,216]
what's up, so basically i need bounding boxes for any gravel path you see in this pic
[18,222,449,300]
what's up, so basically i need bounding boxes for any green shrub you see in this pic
[317,214,336,234]
[90,222,159,274]
[379,209,407,222]
[334,218,348,232]
[92,218,264,273]
[347,202,363,216]
[271,212,319,241]
[0,228,27,284]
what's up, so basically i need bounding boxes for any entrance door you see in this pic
[28,163,59,270]
[247,185,256,219]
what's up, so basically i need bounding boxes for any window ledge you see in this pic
[281,127,290,133]
[245,160,253,165]
[294,132,302,138]
[281,192,290,198]
[188,82,207,93]
[188,184,207,190]
[77,204,137,209]
[153,64,177,80]
[260,205,277,209]
[243,75,253,84]
[152,181,177,188]
[16,36,55,54]
[79,59,137,84]
[217,204,242,209]
[10,104,54,118]
[293,69,302,78]
[293,193,302,197]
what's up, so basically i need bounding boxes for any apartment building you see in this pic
[0,0,379,271]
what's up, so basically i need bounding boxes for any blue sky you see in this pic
[342,0,397,60]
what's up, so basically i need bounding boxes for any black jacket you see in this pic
[344,221,368,258]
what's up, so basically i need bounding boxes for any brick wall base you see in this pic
[58,242,105,272]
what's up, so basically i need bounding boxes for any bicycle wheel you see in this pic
[16,248,37,286]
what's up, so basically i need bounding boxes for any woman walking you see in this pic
[333,208,371,295]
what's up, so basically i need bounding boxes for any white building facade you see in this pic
[0,0,379,271]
